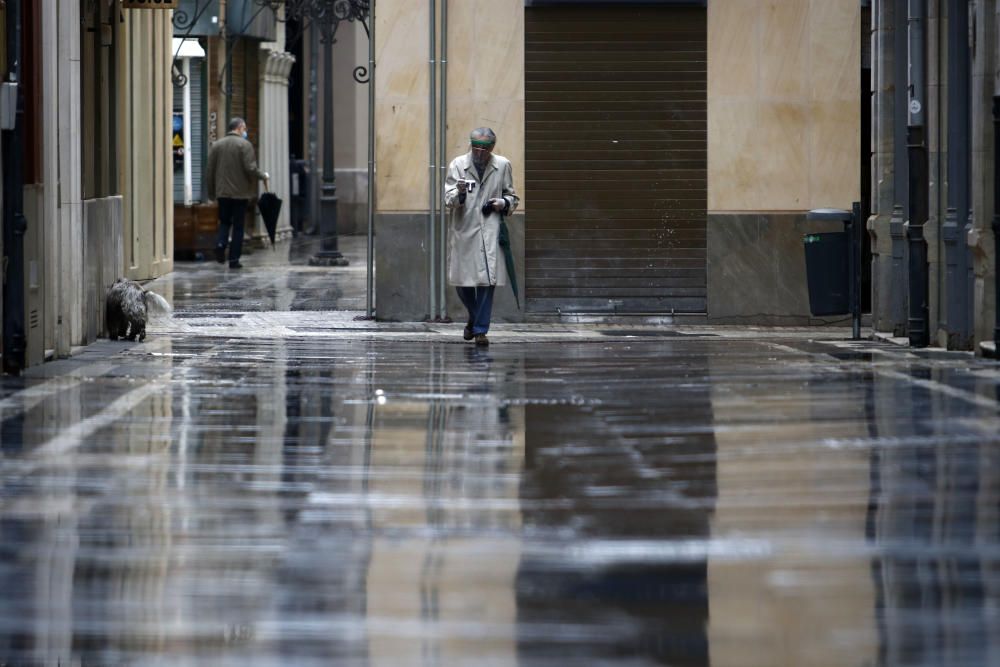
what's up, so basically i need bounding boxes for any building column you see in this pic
[870,0,897,332]
[969,0,997,353]
[256,46,296,243]
[41,0,82,356]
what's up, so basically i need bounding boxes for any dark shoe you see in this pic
[474,334,489,346]
[214,246,226,264]
[463,326,474,341]
[229,262,243,269]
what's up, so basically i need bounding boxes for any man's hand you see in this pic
[456,180,468,194]
[491,198,506,212]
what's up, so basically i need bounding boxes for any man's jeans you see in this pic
[456,286,496,335]
[216,197,248,265]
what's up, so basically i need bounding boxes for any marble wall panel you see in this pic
[707,0,759,101]
[759,0,810,100]
[707,213,850,324]
[375,101,430,211]
[754,101,810,210]
[808,0,860,102]
[708,100,761,210]
[708,0,860,212]
[376,0,525,213]
[809,100,861,209]
[375,213,430,321]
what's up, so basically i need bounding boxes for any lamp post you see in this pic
[309,28,348,265]
[246,0,370,266]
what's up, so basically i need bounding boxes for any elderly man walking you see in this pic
[205,117,269,269]
[444,128,519,346]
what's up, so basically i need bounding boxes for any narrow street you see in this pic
[1,237,998,666]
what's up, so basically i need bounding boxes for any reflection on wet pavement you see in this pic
[1,256,999,665]
[162,235,368,312]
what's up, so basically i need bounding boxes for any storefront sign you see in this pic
[122,0,179,9]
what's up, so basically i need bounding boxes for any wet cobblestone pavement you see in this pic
[1,237,999,666]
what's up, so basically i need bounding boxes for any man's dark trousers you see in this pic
[456,286,495,335]
[216,197,248,265]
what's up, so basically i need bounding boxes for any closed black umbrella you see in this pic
[257,191,283,248]
[497,214,520,310]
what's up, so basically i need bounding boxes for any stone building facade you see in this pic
[869,0,998,356]
[1,1,175,371]
[371,0,862,324]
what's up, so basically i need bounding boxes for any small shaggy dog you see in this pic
[105,278,171,342]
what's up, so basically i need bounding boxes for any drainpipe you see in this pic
[993,94,1000,350]
[428,0,437,320]
[943,0,971,348]
[367,1,376,319]
[906,0,930,347]
[889,0,910,336]
[438,0,448,321]
[993,0,1000,353]
[1,0,26,374]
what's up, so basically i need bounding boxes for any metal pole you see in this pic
[367,1,376,319]
[438,0,449,321]
[852,201,862,339]
[906,0,929,347]
[311,26,348,266]
[428,0,437,320]
[888,0,910,336]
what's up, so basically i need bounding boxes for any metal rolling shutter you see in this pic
[191,64,204,201]
[525,5,707,313]
[172,62,204,203]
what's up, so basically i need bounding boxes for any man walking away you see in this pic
[205,117,269,269]
[444,128,519,346]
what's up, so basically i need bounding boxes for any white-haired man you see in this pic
[444,128,519,346]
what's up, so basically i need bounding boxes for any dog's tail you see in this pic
[144,290,173,316]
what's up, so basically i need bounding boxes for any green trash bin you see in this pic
[803,231,849,316]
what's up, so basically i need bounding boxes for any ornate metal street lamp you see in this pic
[173,0,371,266]
[262,1,371,266]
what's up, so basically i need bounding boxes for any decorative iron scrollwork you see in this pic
[255,0,370,44]
[171,0,214,87]
[171,1,372,89]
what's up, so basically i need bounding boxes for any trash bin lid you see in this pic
[807,208,852,222]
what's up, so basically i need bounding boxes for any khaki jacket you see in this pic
[205,132,267,201]
[444,152,519,286]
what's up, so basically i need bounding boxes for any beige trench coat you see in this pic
[444,152,519,287]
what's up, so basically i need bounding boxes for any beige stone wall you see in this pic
[121,8,174,280]
[708,0,860,212]
[375,0,525,212]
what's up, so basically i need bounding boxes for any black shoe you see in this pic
[214,246,226,264]
[229,262,243,269]
[474,334,489,347]
[463,326,474,341]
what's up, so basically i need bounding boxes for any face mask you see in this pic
[241,131,248,139]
